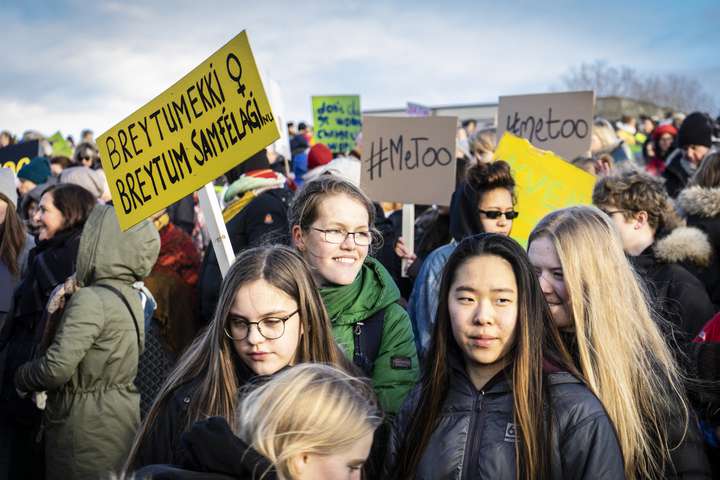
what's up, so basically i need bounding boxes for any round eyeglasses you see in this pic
[224,310,299,341]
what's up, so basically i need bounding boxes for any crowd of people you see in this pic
[0,109,718,480]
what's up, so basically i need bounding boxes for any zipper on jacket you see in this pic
[460,389,485,479]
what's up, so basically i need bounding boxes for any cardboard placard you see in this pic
[497,90,594,161]
[311,95,361,154]
[360,116,457,206]
[494,132,595,247]
[0,140,40,174]
[98,30,280,230]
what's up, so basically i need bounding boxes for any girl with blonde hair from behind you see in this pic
[135,363,382,480]
[527,206,710,479]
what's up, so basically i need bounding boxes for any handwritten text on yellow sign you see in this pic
[98,30,279,230]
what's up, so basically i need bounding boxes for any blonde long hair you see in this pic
[529,206,689,479]
[236,363,382,480]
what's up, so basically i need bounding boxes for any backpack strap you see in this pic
[353,308,385,377]
[95,284,141,352]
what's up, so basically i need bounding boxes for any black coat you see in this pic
[0,227,82,424]
[630,245,715,341]
[133,417,276,480]
[662,149,691,199]
[386,355,625,479]
[199,187,292,323]
[132,357,268,470]
[676,186,720,307]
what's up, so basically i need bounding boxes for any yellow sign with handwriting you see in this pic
[98,30,279,230]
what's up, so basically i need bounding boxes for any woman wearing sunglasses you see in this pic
[289,175,419,416]
[124,245,355,471]
[408,160,518,358]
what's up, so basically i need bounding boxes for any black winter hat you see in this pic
[678,112,713,148]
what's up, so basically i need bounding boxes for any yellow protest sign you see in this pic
[98,30,279,230]
[494,132,595,247]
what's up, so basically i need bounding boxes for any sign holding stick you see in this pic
[198,183,235,277]
[497,90,594,161]
[98,30,280,231]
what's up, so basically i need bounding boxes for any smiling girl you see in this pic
[289,175,418,415]
[527,206,710,478]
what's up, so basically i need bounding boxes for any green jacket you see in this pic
[321,257,419,415]
[15,205,160,480]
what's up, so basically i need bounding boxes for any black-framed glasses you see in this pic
[224,309,299,341]
[311,227,372,246]
[478,209,519,220]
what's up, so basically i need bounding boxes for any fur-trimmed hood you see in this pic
[677,186,720,218]
[654,226,712,267]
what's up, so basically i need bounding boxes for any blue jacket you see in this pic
[407,242,455,357]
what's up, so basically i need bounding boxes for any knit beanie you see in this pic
[223,169,286,202]
[17,156,51,185]
[307,143,333,170]
[0,167,18,207]
[58,166,108,199]
[651,123,678,140]
[678,112,713,148]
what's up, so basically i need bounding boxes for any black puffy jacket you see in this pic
[386,358,625,479]
[132,356,266,470]
[133,417,276,480]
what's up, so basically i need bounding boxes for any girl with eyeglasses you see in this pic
[387,233,624,479]
[289,175,418,416]
[408,160,517,358]
[135,363,382,480]
[124,245,355,471]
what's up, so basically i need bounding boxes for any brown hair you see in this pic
[41,184,96,232]
[392,234,576,479]
[466,159,516,203]
[50,156,73,170]
[690,152,720,188]
[72,142,99,166]
[288,174,381,250]
[124,245,354,472]
[0,193,27,276]
[592,169,680,232]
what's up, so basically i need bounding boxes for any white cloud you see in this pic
[0,0,716,141]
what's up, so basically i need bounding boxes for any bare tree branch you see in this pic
[559,61,717,113]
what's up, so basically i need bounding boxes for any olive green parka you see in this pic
[15,205,160,480]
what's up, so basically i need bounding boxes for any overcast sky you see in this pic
[2,0,718,141]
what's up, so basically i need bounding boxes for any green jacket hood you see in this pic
[76,205,160,286]
[320,257,400,325]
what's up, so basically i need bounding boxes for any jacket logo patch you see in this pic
[390,356,412,370]
[263,214,274,224]
[504,423,517,443]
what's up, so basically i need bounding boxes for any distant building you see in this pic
[363,96,669,125]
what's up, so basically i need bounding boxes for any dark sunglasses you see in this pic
[478,209,519,220]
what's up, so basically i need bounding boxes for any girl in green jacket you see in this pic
[289,175,419,415]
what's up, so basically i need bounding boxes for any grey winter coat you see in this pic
[14,205,160,480]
